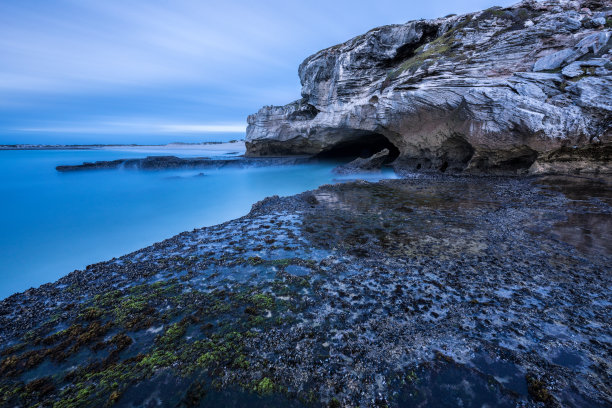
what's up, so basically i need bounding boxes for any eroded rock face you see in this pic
[246,0,612,174]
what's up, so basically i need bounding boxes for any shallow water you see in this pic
[0,148,396,299]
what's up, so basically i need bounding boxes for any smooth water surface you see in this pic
[0,147,396,299]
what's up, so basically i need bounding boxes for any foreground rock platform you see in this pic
[0,175,610,407]
[246,0,611,175]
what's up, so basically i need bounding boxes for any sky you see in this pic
[0,0,517,144]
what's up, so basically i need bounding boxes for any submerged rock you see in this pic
[246,0,612,175]
[55,156,314,172]
[332,148,390,174]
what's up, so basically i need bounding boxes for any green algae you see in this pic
[254,377,275,395]
[250,293,275,310]
[0,262,314,407]
[157,322,187,348]
[78,307,103,321]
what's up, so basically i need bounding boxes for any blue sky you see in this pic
[0,0,516,144]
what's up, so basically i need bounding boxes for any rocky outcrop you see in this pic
[55,156,312,172]
[246,0,612,174]
[530,142,612,174]
[332,148,391,174]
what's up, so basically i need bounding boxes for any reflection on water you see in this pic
[535,175,612,204]
[551,212,612,256]
[534,175,612,256]
[395,360,518,407]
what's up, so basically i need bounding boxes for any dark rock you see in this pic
[332,148,391,174]
[56,156,314,172]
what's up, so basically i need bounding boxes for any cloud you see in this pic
[0,0,518,95]
[16,120,246,135]
[157,124,246,133]
[0,0,300,95]
[0,0,518,143]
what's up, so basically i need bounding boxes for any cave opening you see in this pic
[315,133,400,163]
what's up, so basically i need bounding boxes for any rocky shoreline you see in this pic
[1,1,611,406]
[0,173,610,407]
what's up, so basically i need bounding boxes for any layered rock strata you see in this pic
[246,0,612,174]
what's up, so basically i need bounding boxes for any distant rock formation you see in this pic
[246,0,611,175]
[55,156,312,172]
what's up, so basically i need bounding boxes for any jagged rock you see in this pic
[533,48,577,71]
[332,148,390,174]
[246,0,612,174]
[561,58,609,77]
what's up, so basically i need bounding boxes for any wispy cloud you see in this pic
[0,0,517,95]
[158,124,246,133]
[0,0,517,143]
[0,0,298,95]
[16,120,246,135]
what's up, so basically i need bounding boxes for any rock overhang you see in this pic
[246,0,612,175]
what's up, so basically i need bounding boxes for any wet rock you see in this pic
[332,148,391,174]
[0,175,610,406]
[55,156,314,172]
[530,143,612,174]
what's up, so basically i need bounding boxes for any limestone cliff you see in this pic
[246,0,612,174]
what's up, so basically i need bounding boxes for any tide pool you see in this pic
[0,147,396,299]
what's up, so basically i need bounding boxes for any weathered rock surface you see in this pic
[530,142,612,174]
[246,0,612,175]
[332,148,390,174]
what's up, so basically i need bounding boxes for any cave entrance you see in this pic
[315,132,400,163]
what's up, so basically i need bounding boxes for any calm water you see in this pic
[0,147,396,299]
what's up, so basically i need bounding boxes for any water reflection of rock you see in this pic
[552,212,612,256]
[536,175,612,255]
[535,175,612,204]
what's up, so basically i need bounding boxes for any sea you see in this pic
[0,141,397,299]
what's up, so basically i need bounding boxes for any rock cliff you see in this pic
[246,0,612,174]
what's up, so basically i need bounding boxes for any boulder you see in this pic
[561,58,610,77]
[332,148,390,174]
[533,49,577,71]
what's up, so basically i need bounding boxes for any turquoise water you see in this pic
[0,148,395,299]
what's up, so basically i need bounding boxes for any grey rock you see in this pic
[589,16,606,27]
[562,58,610,77]
[246,0,612,174]
[573,76,612,112]
[533,48,577,71]
[332,148,390,174]
[575,30,611,54]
